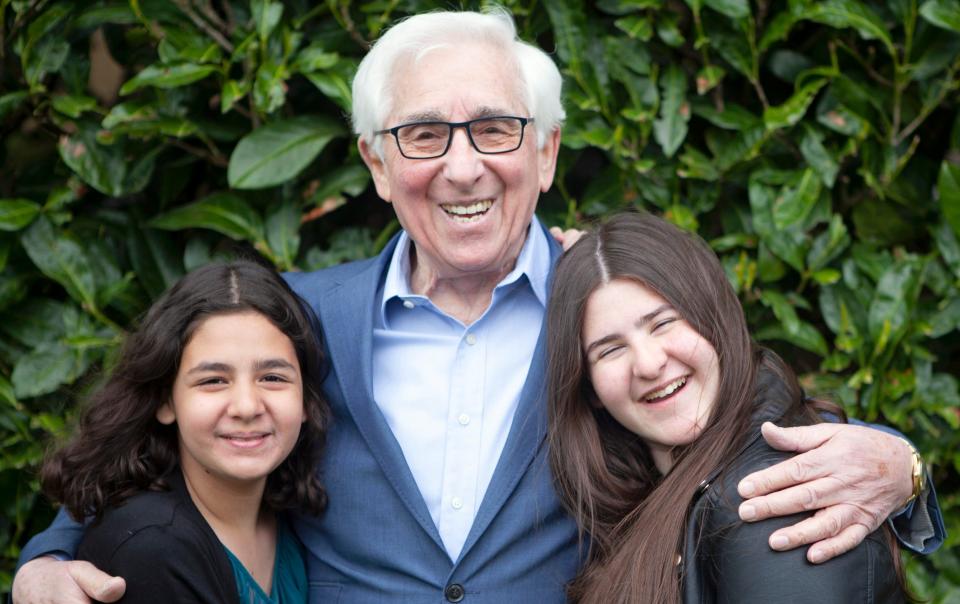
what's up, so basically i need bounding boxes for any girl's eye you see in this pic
[597,345,622,359]
[652,317,678,331]
[197,376,226,386]
[262,374,290,383]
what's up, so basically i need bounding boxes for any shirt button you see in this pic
[465,333,477,345]
[458,413,470,426]
[445,583,465,602]
[402,300,415,309]
[451,496,463,510]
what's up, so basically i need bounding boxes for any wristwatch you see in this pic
[899,437,926,508]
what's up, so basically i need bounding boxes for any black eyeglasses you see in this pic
[375,116,534,159]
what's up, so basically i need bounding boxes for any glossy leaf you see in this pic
[0,91,30,121]
[12,342,75,399]
[939,160,960,241]
[149,192,264,243]
[764,79,827,130]
[228,116,344,189]
[703,0,750,19]
[653,65,689,157]
[772,169,821,230]
[265,200,301,270]
[20,217,97,310]
[119,63,218,95]
[920,0,960,33]
[0,199,41,232]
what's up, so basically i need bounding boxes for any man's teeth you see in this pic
[645,377,686,401]
[441,200,493,222]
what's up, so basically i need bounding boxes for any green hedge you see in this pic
[1,0,958,599]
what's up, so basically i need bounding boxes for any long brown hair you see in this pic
[42,260,329,520]
[547,212,823,602]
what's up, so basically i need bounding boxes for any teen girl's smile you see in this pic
[581,278,720,474]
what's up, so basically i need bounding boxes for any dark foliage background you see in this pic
[1,0,958,599]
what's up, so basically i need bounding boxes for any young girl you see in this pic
[41,261,328,603]
[547,212,905,603]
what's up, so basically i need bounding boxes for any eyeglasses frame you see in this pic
[374,115,535,160]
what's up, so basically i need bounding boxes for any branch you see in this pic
[174,0,234,53]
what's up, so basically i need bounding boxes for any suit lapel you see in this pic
[318,238,445,551]
[458,224,563,560]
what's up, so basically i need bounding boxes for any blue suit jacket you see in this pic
[283,224,580,602]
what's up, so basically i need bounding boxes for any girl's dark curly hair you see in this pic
[42,260,329,520]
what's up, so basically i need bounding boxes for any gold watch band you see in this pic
[898,437,926,508]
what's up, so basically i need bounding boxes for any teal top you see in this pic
[224,519,307,604]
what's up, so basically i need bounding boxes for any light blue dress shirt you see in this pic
[372,219,551,562]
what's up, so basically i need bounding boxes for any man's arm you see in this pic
[12,508,124,604]
[737,422,944,563]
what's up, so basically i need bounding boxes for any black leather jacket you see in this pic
[681,370,905,603]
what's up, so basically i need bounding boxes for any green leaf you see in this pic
[656,13,685,47]
[804,0,894,53]
[544,1,588,66]
[0,298,77,346]
[653,65,689,157]
[265,199,301,270]
[221,79,250,114]
[228,116,344,189]
[119,63,218,95]
[773,169,821,230]
[939,160,960,241]
[0,91,30,120]
[807,214,851,271]
[12,342,75,399]
[0,199,41,231]
[867,260,920,352]
[799,125,839,187]
[51,94,98,118]
[20,217,97,309]
[755,321,830,356]
[596,0,662,14]
[253,0,284,43]
[127,227,184,299]
[920,0,960,33]
[149,192,265,242]
[305,164,371,205]
[764,79,827,130]
[759,289,801,334]
[759,11,799,51]
[58,130,125,196]
[614,15,653,40]
[292,45,339,73]
[253,61,288,114]
[695,65,725,95]
[703,0,750,19]
[692,101,761,130]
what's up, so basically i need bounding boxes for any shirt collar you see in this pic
[379,217,551,325]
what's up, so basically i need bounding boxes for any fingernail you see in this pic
[739,504,756,520]
[739,480,755,496]
[770,535,789,550]
[809,548,825,564]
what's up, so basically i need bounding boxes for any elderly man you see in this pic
[14,9,941,604]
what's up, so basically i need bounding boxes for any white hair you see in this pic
[351,8,565,156]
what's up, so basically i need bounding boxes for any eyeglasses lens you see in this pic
[396,118,524,158]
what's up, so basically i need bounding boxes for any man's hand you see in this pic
[12,556,125,604]
[736,422,914,564]
[548,226,585,251]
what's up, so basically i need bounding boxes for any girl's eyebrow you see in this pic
[253,358,297,372]
[186,361,232,374]
[583,304,673,356]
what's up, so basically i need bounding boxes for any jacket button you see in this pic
[445,583,465,602]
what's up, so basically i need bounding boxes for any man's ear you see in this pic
[537,127,562,194]
[358,137,392,203]
[156,401,176,425]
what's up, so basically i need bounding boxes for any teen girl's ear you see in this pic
[156,401,176,425]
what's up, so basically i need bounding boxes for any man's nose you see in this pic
[442,126,484,184]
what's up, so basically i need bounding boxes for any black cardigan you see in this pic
[77,470,240,604]
[681,369,905,603]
